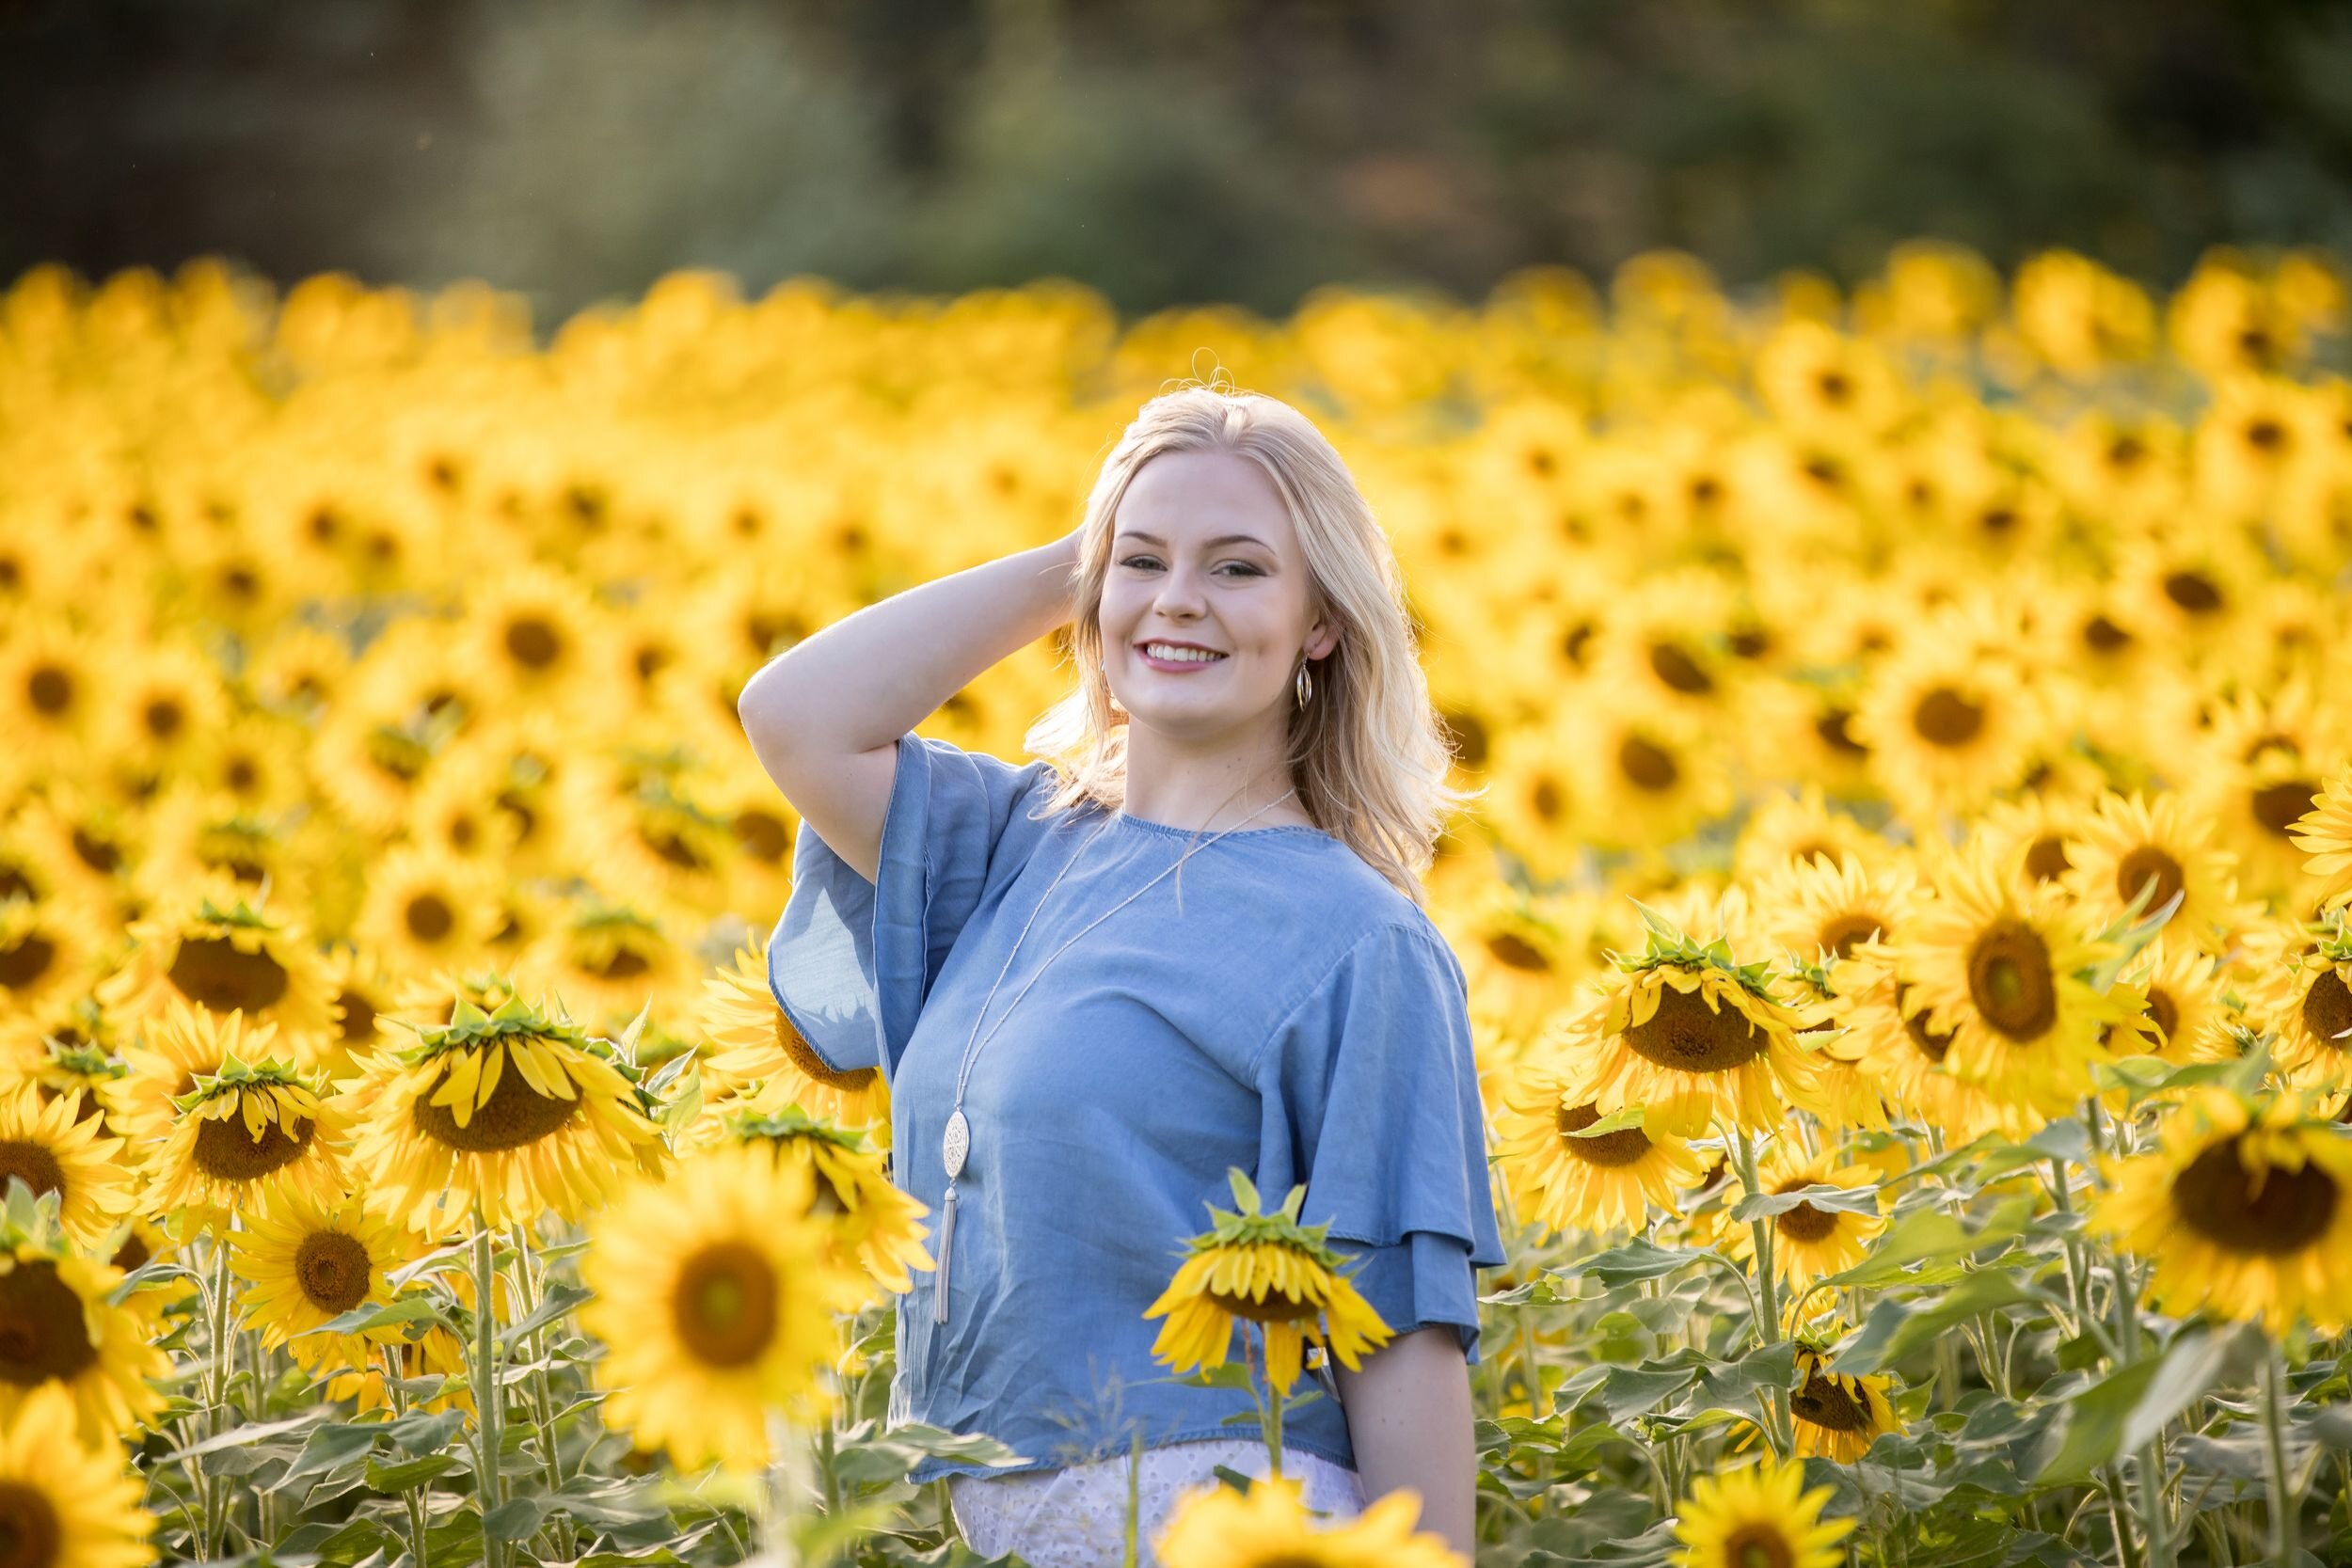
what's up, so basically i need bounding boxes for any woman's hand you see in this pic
[1331,1324,1477,1558]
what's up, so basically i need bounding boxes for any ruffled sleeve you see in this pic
[765,734,1053,1081]
[1251,920,1506,1363]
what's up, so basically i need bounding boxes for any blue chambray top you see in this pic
[764,734,1506,1485]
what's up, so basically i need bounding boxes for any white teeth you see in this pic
[1143,643,1225,663]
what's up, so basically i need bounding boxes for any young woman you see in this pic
[737,384,1502,1563]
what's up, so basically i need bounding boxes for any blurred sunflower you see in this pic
[518,896,699,1032]
[230,1187,412,1373]
[1842,973,2023,1146]
[1550,903,1823,1138]
[1438,884,1586,1047]
[1899,839,2127,1119]
[1788,1343,1900,1464]
[0,1381,157,1568]
[1494,1057,1708,1236]
[1476,721,1588,887]
[712,1106,931,1297]
[697,935,888,1133]
[1719,1146,1886,1310]
[0,1083,136,1249]
[1729,786,1890,886]
[1146,1170,1393,1399]
[0,896,101,1021]
[2059,790,2254,956]
[97,889,337,1064]
[2288,768,2352,911]
[2101,944,2233,1068]
[1752,850,1922,1001]
[0,617,109,777]
[1564,696,1736,859]
[2090,1087,2352,1335]
[1851,639,2043,832]
[340,990,668,1240]
[101,640,230,789]
[1155,1473,1466,1568]
[463,564,619,707]
[580,1139,864,1472]
[352,844,496,976]
[0,1233,170,1445]
[2239,911,2352,1092]
[1670,1455,1855,1568]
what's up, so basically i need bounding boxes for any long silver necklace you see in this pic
[931,784,1298,1325]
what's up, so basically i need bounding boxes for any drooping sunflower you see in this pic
[0,1233,171,1446]
[339,990,670,1240]
[2089,1087,2352,1335]
[139,1026,350,1233]
[1897,839,2130,1120]
[0,1083,137,1249]
[579,1139,865,1473]
[696,935,888,1135]
[708,1105,932,1298]
[1718,1146,1887,1312]
[2289,767,2352,911]
[96,888,338,1066]
[1670,1455,1856,1568]
[1154,1472,1467,1568]
[2239,911,2352,1093]
[1549,903,1825,1139]
[1494,1055,1708,1237]
[1145,1170,1394,1399]
[0,1381,157,1568]
[230,1187,415,1374]
[2059,791,2255,958]
[516,895,701,1034]
[1436,883,1586,1048]
[1788,1343,1900,1464]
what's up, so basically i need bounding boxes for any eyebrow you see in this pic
[1115,531,1273,551]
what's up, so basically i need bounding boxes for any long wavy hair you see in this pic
[1022,380,1480,906]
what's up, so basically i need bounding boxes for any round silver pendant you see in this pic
[941,1109,970,1180]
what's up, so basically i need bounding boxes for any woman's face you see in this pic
[1099,450,1336,739]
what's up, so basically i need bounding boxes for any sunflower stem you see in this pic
[1258,1323,1284,1482]
[2262,1338,2298,1565]
[383,1343,433,1568]
[205,1226,239,1560]
[471,1220,505,1568]
[508,1220,580,1562]
[1726,1129,1791,1458]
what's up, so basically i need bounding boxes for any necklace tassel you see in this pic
[932,1183,959,1325]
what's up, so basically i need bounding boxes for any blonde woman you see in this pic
[739,384,1501,1563]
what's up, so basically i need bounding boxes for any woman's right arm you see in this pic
[736,530,1084,885]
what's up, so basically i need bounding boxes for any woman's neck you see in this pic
[1117,732,1307,832]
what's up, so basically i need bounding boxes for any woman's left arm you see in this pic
[1332,1325,1476,1557]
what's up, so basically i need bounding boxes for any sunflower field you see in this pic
[2,240,2352,1568]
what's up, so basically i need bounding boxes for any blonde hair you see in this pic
[1022,380,1480,906]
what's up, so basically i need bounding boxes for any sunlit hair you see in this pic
[1023,375,1481,905]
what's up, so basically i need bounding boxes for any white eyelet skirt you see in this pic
[947,1436,1367,1567]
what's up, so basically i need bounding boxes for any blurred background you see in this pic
[8,0,2352,328]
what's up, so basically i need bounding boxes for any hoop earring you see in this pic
[1295,657,1313,710]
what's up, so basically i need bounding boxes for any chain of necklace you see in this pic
[930,784,1299,1326]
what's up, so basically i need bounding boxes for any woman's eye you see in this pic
[1120,557,1262,578]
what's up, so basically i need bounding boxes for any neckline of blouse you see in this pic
[1103,808,1330,840]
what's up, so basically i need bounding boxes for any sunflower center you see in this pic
[70,830,120,874]
[670,1241,780,1368]
[2024,835,2073,882]
[1817,912,1882,960]
[193,1105,316,1181]
[412,1051,581,1153]
[0,1259,98,1385]
[2252,780,2319,837]
[1965,922,2057,1041]
[1814,708,1867,756]
[1791,1371,1872,1432]
[1554,1101,1654,1167]
[587,948,651,981]
[2173,1137,2338,1255]
[2302,970,2352,1053]
[2142,986,2181,1048]
[1485,933,1551,973]
[1911,687,1985,747]
[25,667,72,718]
[2162,572,2223,614]
[294,1229,373,1313]
[1623,982,1768,1073]
[775,1010,881,1094]
[1618,736,1679,793]
[1773,1186,1842,1243]
[1648,642,1713,695]
[0,938,55,991]
[0,1142,64,1202]
[0,1477,63,1568]
[405,895,454,943]
[2084,614,2134,653]
[336,989,379,1044]
[2115,846,2185,916]
[1206,1281,1324,1324]
[112,1232,151,1273]
[504,619,564,669]
[167,936,291,1013]
[734,810,789,863]
[1721,1524,1796,1568]
[1531,778,1566,822]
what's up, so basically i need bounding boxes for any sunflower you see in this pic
[351,844,496,976]
[2059,791,2255,957]
[230,1187,414,1373]
[1851,638,2044,832]
[2090,1087,2352,1336]
[709,1105,932,1297]
[126,787,314,919]
[2239,911,2352,1092]
[0,895,101,1022]
[315,943,398,1085]
[0,1381,157,1568]
[1146,1170,1394,1399]
[462,564,622,709]
[1897,839,2130,1120]
[320,1321,474,1419]
[1788,1343,1900,1464]
[1549,904,1825,1139]
[1842,973,2024,1146]
[2289,768,2352,911]
[1477,721,1589,887]
[139,1031,349,1233]
[1,1025,131,1139]
[1154,1473,1466,1568]
[1718,1146,1886,1313]
[339,990,669,1240]
[1752,850,1922,1002]
[516,896,701,1033]
[0,617,109,775]
[101,640,229,787]
[2189,679,2340,905]
[0,1084,136,1249]
[1974,789,2095,892]
[579,1139,864,1472]
[1494,1055,1708,1237]
[1564,693,1736,858]
[1672,1455,1856,1568]
[1436,884,1582,1047]
[697,935,887,1134]
[2101,942,2233,1069]
[96,888,338,1065]
[0,1234,170,1446]
[1729,786,1891,886]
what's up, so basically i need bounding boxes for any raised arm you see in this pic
[736,529,1084,884]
